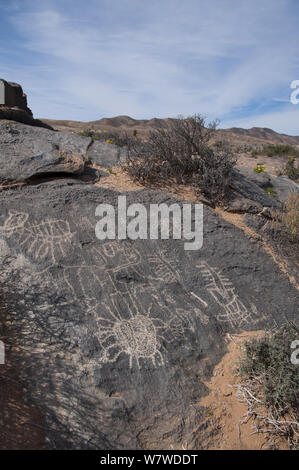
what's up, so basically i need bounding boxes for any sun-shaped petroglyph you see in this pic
[92,291,172,369]
[78,283,202,370]
[98,313,164,369]
[60,241,211,337]
[0,210,74,264]
[197,262,260,328]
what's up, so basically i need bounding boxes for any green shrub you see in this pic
[264,186,275,197]
[261,144,299,158]
[79,128,95,138]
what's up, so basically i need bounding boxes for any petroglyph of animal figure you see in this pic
[0,210,74,264]
[0,210,29,233]
[197,262,260,328]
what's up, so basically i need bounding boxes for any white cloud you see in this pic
[1,0,298,133]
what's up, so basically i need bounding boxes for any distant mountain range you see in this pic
[41,115,299,147]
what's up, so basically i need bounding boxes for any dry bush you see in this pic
[123,114,236,203]
[272,194,299,243]
[236,323,299,449]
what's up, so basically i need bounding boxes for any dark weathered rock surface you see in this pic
[0,180,297,449]
[87,140,128,168]
[231,169,281,208]
[271,175,299,202]
[0,121,92,182]
[224,196,263,214]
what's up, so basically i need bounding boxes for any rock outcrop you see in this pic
[237,166,299,203]
[86,140,128,168]
[0,79,52,130]
[0,121,91,182]
[0,79,32,114]
[230,169,281,209]
[0,121,297,449]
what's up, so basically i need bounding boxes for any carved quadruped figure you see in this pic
[0,210,75,264]
[0,210,29,233]
[197,262,260,328]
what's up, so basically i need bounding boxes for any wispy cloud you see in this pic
[1,0,298,134]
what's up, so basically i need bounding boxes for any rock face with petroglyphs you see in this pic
[0,183,297,449]
[0,121,298,449]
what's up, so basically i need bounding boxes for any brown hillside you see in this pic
[41,115,299,147]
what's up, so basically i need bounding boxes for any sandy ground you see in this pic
[198,331,289,450]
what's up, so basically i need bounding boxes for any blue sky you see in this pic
[1,0,299,134]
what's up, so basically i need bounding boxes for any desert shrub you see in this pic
[282,156,299,182]
[194,142,237,202]
[261,144,299,158]
[79,128,95,138]
[237,323,299,448]
[272,194,299,242]
[251,149,259,158]
[264,186,275,197]
[124,114,236,203]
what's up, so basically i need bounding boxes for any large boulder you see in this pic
[230,169,281,208]
[87,140,128,168]
[0,79,32,115]
[237,166,299,203]
[0,181,297,449]
[0,79,52,129]
[271,175,299,202]
[0,121,92,182]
